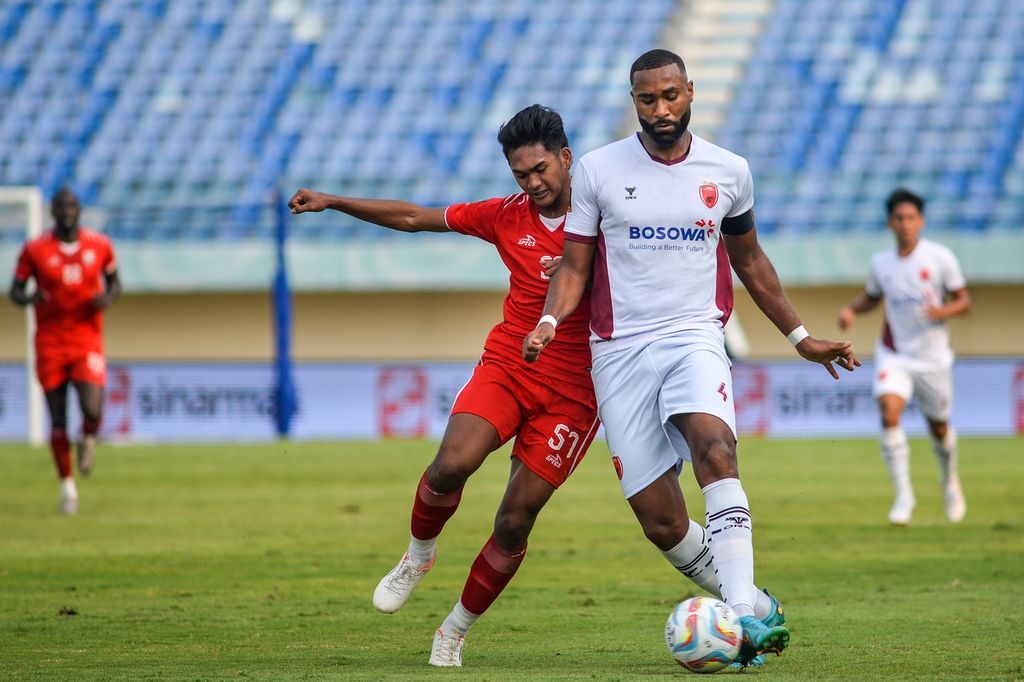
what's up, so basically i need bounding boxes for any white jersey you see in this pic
[565,133,754,358]
[866,238,966,370]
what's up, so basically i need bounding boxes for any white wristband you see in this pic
[787,325,809,346]
[537,314,558,330]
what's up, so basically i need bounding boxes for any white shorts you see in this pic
[872,351,953,421]
[590,333,737,499]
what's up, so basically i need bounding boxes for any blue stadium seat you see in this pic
[717,0,1024,234]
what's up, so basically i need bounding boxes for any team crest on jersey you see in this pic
[517,234,537,247]
[699,182,719,209]
[920,268,930,281]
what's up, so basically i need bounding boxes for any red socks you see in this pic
[83,418,101,436]
[410,470,463,540]
[460,535,527,614]
[50,428,71,479]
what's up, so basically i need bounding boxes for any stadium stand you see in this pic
[0,0,1021,241]
[0,0,674,241]
[715,0,1024,234]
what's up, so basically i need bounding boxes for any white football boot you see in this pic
[372,552,434,613]
[943,476,966,523]
[429,628,465,667]
[59,490,79,515]
[888,492,916,526]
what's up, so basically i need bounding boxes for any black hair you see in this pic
[496,104,568,159]
[630,49,687,84]
[51,185,77,206]
[886,188,925,216]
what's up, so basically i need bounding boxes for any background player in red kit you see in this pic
[9,187,121,514]
[289,105,598,667]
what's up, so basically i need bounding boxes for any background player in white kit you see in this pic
[523,49,860,666]
[838,188,970,526]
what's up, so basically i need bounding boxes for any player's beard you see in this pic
[640,108,691,148]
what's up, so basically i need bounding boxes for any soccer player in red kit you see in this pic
[9,188,121,514]
[289,105,598,667]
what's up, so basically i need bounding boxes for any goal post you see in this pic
[0,186,46,446]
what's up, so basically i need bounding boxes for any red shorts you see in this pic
[451,359,599,488]
[36,343,107,392]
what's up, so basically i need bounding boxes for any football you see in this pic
[664,597,742,673]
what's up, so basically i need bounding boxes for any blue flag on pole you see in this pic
[273,191,297,437]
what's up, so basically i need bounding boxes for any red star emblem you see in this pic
[920,268,930,280]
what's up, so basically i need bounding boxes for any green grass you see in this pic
[0,437,1022,681]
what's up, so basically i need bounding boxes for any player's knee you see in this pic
[696,440,738,480]
[641,515,688,550]
[426,458,470,492]
[494,510,534,549]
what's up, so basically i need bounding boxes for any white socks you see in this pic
[407,532,436,561]
[408,535,437,566]
[60,477,78,499]
[440,600,479,635]
[661,518,773,621]
[661,519,717,595]
[881,426,913,499]
[702,478,756,618]
[931,428,958,488]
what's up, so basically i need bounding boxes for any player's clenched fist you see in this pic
[522,322,556,363]
[288,188,331,214]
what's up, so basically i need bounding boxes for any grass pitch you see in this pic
[0,437,1022,681]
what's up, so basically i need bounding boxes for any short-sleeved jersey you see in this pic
[565,133,753,358]
[865,238,966,370]
[14,228,117,349]
[445,193,592,388]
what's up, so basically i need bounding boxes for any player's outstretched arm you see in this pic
[288,188,448,233]
[523,239,594,363]
[837,292,880,330]
[726,227,860,379]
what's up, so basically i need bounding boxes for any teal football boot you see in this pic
[730,589,787,668]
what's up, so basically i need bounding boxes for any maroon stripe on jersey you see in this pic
[714,238,733,325]
[591,225,615,340]
[564,232,597,244]
[881,319,896,351]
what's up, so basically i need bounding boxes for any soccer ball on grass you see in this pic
[664,596,741,673]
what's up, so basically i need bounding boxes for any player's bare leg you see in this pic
[672,412,788,663]
[928,419,965,522]
[374,413,501,614]
[44,384,77,514]
[625,443,782,664]
[74,380,104,476]
[431,458,554,667]
[879,395,915,524]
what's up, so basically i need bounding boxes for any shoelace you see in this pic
[385,559,425,593]
[433,632,464,661]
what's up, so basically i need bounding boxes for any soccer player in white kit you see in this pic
[838,188,970,526]
[523,49,860,666]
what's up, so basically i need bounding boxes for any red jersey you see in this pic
[14,228,117,350]
[445,193,592,389]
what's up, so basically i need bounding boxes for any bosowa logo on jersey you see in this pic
[628,225,707,241]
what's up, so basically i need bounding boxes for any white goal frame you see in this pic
[0,186,46,446]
